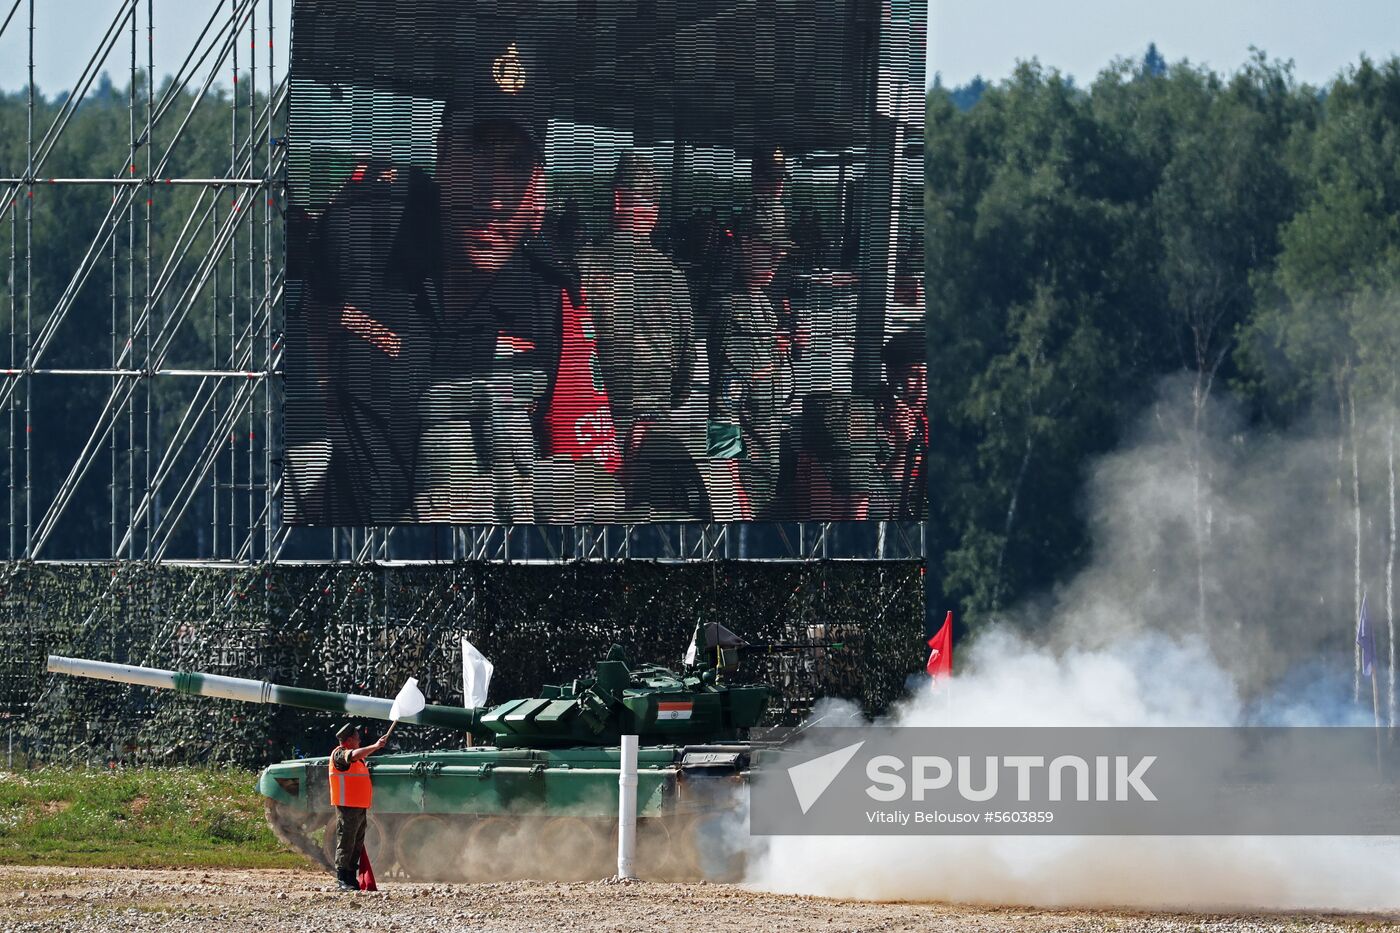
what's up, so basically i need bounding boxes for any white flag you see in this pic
[389,677,425,721]
[683,622,699,667]
[462,637,494,708]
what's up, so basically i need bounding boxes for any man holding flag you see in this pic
[329,723,389,891]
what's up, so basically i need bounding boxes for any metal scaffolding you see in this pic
[1,0,282,565]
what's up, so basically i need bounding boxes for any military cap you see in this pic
[612,151,662,202]
[733,201,795,251]
[335,722,360,741]
[441,37,547,157]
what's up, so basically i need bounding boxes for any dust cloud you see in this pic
[747,377,1400,911]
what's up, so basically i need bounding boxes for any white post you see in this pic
[617,734,638,880]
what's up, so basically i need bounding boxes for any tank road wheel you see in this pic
[464,812,551,879]
[263,799,333,872]
[667,813,745,881]
[460,816,529,881]
[536,817,608,881]
[635,817,677,880]
[364,815,390,874]
[666,816,704,880]
[590,817,675,879]
[395,815,453,881]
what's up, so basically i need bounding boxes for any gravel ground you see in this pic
[2,867,1398,933]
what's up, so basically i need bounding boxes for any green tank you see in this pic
[46,639,773,882]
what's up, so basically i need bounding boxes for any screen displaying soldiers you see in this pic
[283,0,926,525]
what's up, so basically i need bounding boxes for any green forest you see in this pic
[926,48,1400,676]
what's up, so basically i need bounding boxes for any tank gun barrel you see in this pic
[46,656,481,731]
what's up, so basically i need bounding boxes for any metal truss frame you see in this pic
[1,0,926,569]
[2,0,282,567]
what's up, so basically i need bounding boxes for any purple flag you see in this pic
[1357,592,1376,678]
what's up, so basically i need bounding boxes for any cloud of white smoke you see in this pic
[746,376,1400,911]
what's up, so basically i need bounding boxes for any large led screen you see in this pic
[284,0,925,525]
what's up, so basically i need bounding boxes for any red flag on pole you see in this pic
[926,611,953,683]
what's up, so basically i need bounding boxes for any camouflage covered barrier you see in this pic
[0,561,922,767]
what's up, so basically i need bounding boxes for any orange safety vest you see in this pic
[328,751,373,808]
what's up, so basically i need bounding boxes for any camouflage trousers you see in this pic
[334,806,368,875]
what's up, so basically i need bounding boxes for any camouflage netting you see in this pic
[0,561,922,767]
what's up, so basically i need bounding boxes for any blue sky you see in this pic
[0,1,291,97]
[928,0,1400,88]
[0,1,1396,96]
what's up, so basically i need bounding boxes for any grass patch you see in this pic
[0,767,306,869]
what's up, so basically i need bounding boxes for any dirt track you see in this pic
[2,866,1398,933]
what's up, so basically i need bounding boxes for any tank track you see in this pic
[262,801,744,882]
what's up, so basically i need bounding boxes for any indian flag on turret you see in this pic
[657,700,694,721]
